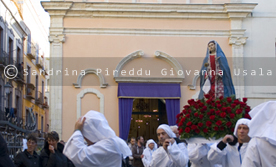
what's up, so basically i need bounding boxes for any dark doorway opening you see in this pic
[128,99,168,142]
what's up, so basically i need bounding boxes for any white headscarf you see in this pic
[157,124,176,138]
[233,118,250,137]
[248,101,276,145]
[82,110,131,157]
[22,139,27,151]
[146,139,157,150]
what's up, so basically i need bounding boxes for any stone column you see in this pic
[229,36,247,99]
[229,18,246,99]
[48,15,65,136]
[225,3,256,99]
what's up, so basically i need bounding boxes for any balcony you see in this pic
[35,91,43,105]
[42,65,48,76]
[0,49,8,68]
[0,108,24,128]
[14,61,25,84]
[26,42,36,60]
[42,96,49,109]
[26,83,35,100]
[36,57,43,69]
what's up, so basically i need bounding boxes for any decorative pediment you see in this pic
[73,68,108,88]
[113,50,144,78]
[114,50,184,83]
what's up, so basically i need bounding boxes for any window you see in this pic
[7,92,12,109]
[8,38,13,64]
[26,109,31,125]
[41,116,44,132]
[35,75,38,100]
[15,95,19,117]
[35,44,39,65]
[0,85,2,110]
[27,34,31,54]
[42,81,44,104]
[36,113,38,129]
[27,66,31,83]
[17,47,21,64]
[0,28,2,50]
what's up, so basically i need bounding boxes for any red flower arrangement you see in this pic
[176,94,251,139]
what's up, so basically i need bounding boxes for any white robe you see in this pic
[208,142,248,167]
[63,131,122,167]
[142,148,155,167]
[188,143,221,167]
[149,141,188,167]
[241,137,276,167]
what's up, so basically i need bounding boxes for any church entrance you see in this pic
[128,99,168,141]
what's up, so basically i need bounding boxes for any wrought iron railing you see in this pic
[35,91,43,105]
[0,48,8,66]
[0,107,43,161]
[26,83,35,100]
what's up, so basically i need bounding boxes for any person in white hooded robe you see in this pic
[241,101,276,167]
[63,110,132,167]
[149,124,189,167]
[207,118,251,167]
[188,143,222,167]
[142,139,157,167]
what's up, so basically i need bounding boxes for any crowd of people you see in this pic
[0,130,74,167]
[0,101,275,167]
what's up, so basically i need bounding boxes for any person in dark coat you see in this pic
[132,136,145,167]
[0,134,15,167]
[14,133,41,167]
[40,131,74,167]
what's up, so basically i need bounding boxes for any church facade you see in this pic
[42,0,276,141]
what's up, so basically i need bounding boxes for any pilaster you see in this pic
[48,14,65,136]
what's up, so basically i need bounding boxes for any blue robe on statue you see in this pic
[198,40,235,100]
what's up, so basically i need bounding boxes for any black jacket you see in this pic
[0,134,15,167]
[40,142,74,167]
[14,150,41,167]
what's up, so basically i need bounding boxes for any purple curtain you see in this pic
[118,83,181,140]
[119,98,133,140]
[165,99,180,126]
[118,83,181,98]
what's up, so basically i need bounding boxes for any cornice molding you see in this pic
[64,28,247,37]
[41,2,257,19]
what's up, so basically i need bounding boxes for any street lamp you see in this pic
[4,82,12,95]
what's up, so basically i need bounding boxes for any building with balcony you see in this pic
[20,0,50,137]
[0,0,31,159]
[0,0,49,159]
